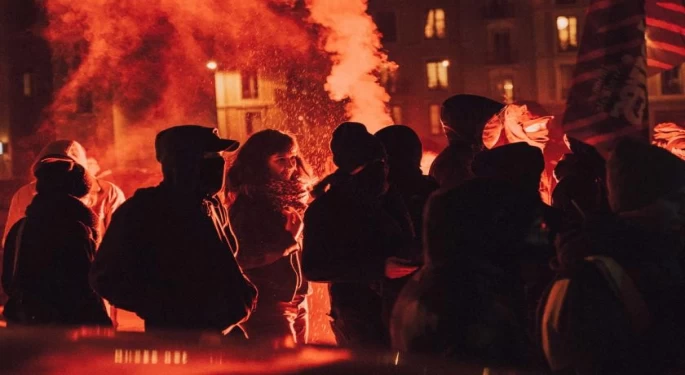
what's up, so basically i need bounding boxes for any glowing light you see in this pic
[503,81,514,90]
[394,351,400,366]
[441,59,450,67]
[206,61,218,70]
[556,16,569,30]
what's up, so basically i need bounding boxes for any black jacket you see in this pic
[90,184,257,332]
[2,194,110,326]
[302,173,413,346]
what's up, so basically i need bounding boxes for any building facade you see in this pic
[368,0,685,149]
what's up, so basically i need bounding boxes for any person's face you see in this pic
[268,148,298,181]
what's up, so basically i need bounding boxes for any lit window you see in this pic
[380,64,398,93]
[496,78,515,103]
[391,105,402,124]
[557,16,578,52]
[425,9,446,39]
[241,70,259,99]
[559,64,574,100]
[426,60,449,89]
[22,73,32,97]
[661,64,683,95]
[430,104,442,135]
[245,111,262,135]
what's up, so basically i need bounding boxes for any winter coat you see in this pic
[541,214,685,374]
[302,173,413,347]
[229,191,310,340]
[90,184,257,332]
[4,179,125,246]
[230,192,307,303]
[2,194,111,326]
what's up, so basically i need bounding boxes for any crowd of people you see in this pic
[2,93,685,374]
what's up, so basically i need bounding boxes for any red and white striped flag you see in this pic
[562,0,685,153]
[646,0,685,73]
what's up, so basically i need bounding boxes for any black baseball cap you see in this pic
[155,125,239,163]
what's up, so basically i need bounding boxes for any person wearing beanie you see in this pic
[91,125,257,334]
[429,94,505,189]
[2,158,111,326]
[302,122,416,347]
[540,139,685,374]
[3,140,126,247]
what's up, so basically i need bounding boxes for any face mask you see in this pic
[197,155,226,196]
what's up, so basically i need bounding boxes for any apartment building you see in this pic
[369,0,685,147]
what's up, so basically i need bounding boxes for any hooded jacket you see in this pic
[3,141,125,245]
[3,193,110,326]
[429,95,504,189]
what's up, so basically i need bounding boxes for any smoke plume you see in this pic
[306,0,393,133]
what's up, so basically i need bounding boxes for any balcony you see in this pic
[486,50,519,65]
[483,3,515,19]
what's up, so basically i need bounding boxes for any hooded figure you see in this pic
[429,94,504,189]
[391,178,541,366]
[3,140,125,246]
[90,125,257,333]
[541,138,685,374]
[303,122,415,347]
[2,158,110,326]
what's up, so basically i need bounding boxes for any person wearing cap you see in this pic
[90,125,257,333]
[540,138,685,374]
[429,94,504,189]
[302,122,416,347]
[2,157,111,326]
[2,140,126,246]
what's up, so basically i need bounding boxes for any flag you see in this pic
[646,0,685,73]
[562,0,649,152]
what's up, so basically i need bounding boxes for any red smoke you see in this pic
[306,0,393,133]
[40,0,395,345]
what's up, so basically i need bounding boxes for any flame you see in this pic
[306,0,393,132]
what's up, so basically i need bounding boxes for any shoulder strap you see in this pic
[10,220,27,294]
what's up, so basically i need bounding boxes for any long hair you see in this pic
[226,129,311,195]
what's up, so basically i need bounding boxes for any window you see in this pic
[375,12,397,43]
[391,105,402,124]
[430,105,442,135]
[492,30,513,62]
[245,112,262,135]
[559,64,575,100]
[425,9,446,39]
[557,16,578,52]
[241,70,259,99]
[661,64,683,95]
[426,60,449,89]
[22,73,32,97]
[380,64,398,93]
[495,78,515,103]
